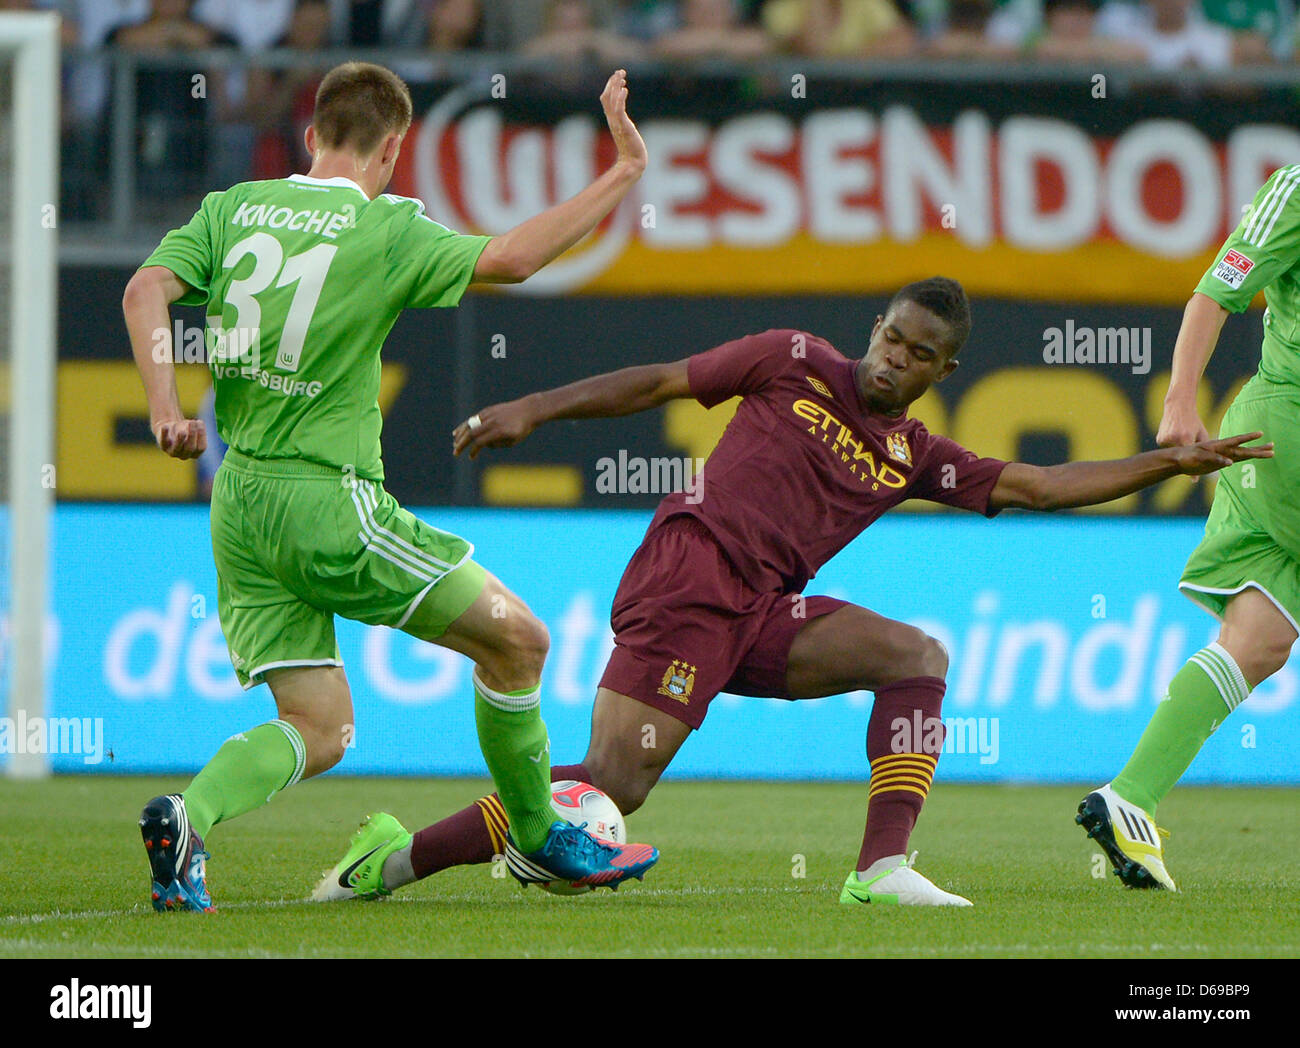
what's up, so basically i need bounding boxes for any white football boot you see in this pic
[1076,783,1176,891]
[839,852,973,907]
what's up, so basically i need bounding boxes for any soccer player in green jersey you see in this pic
[125,62,658,911]
[1079,163,1300,891]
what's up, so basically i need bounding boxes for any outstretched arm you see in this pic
[453,360,691,458]
[471,70,646,284]
[989,432,1273,512]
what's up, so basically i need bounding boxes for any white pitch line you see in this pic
[0,883,815,928]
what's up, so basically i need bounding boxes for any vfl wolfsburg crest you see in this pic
[885,432,912,467]
[657,659,697,704]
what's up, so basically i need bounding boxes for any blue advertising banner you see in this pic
[9,506,1296,784]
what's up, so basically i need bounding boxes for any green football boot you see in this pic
[312,812,412,901]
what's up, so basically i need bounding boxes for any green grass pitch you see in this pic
[1,776,1296,958]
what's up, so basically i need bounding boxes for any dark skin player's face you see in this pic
[854,300,960,416]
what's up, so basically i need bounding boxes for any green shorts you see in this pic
[1180,376,1300,634]
[211,448,487,689]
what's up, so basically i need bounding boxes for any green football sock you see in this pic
[1112,643,1250,815]
[472,671,554,854]
[183,719,307,838]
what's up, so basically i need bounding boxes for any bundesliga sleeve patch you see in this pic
[1212,249,1255,290]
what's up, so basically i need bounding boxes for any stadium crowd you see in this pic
[4,0,1294,69]
[9,0,1291,220]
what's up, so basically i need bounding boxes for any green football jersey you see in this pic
[143,173,491,480]
[1195,164,1300,389]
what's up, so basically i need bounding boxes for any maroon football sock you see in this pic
[410,762,593,879]
[857,677,946,869]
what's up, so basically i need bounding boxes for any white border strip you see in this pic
[242,657,344,690]
[1178,580,1300,638]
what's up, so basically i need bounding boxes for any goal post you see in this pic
[1,12,58,779]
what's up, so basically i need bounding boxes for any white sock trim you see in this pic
[1190,643,1250,712]
[472,670,541,712]
[268,718,307,787]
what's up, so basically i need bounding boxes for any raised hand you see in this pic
[600,69,646,174]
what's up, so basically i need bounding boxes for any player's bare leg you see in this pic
[1085,587,1296,890]
[420,569,550,692]
[142,663,349,912]
[315,568,657,898]
[321,683,689,898]
[1217,588,1296,686]
[265,665,355,779]
[579,688,691,815]
[784,604,972,906]
[410,569,567,869]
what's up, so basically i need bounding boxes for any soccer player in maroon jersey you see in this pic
[319,277,1270,906]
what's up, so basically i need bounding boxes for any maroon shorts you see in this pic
[599,514,848,729]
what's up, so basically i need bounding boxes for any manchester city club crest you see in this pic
[885,432,912,467]
[657,658,697,704]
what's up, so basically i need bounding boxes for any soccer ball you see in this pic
[539,780,626,896]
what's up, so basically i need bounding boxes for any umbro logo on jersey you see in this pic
[806,376,834,399]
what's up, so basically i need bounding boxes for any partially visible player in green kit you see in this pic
[124,63,658,911]
[1079,164,1300,892]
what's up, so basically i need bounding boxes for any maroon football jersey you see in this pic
[650,329,1009,593]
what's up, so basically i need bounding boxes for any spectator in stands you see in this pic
[977,0,1042,49]
[1094,0,1236,67]
[191,0,301,190]
[654,0,772,57]
[329,0,427,45]
[1200,0,1294,61]
[1033,0,1147,59]
[427,0,485,49]
[245,0,332,179]
[193,0,295,48]
[110,0,237,198]
[112,0,231,47]
[921,0,1021,56]
[763,0,916,57]
[61,0,151,218]
[614,0,681,39]
[524,0,645,60]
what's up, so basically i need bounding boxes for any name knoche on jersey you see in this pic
[231,201,352,239]
[791,398,909,490]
